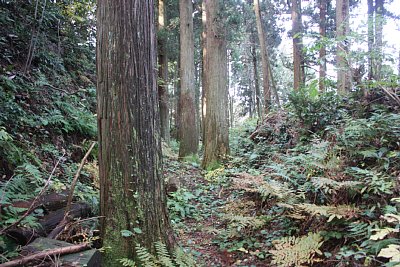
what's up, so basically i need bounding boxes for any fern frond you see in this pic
[155,242,174,267]
[118,258,137,267]
[173,247,197,267]
[269,232,323,267]
[311,177,361,194]
[135,243,158,267]
[282,203,359,222]
[222,214,269,238]
[258,180,298,203]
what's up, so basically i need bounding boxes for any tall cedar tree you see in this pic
[291,0,305,90]
[319,0,327,92]
[374,0,384,80]
[97,1,174,265]
[158,0,171,143]
[202,0,230,168]
[336,0,351,93]
[201,0,207,143]
[254,0,271,112]
[179,0,199,157]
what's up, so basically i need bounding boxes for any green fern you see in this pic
[282,203,359,222]
[269,232,323,267]
[311,177,361,194]
[135,243,158,267]
[173,247,197,267]
[222,214,269,238]
[118,258,137,267]
[258,180,298,203]
[155,242,175,267]
[119,242,197,267]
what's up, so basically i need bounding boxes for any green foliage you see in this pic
[226,90,400,265]
[288,89,343,134]
[269,232,323,267]
[181,154,200,167]
[118,242,197,267]
[167,188,199,224]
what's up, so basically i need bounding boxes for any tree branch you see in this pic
[0,243,88,267]
[0,153,65,235]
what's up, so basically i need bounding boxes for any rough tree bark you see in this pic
[158,0,170,143]
[291,0,305,90]
[336,0,351,94]
[179,0,199,157]
[202,0,230,169]
[367,0,374,80]
[254,0,271,112]
[319,0,327,92]
[251,37,262,119]
[374,0,383,81]
[201,0,207,144]
[97,1,174,265]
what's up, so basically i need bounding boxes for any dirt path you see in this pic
[165,159,265,266]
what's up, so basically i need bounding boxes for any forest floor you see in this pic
[165,156,266,267]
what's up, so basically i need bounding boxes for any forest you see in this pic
[0,0,399,266]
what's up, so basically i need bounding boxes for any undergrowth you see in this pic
[221,89,400,266]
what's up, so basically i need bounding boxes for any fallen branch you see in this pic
[43,84,83,95]
[379,86,400,106]
[0,243,88,267]
[48,142,96,239]
[0,153,65,235]
[65,142,96,216]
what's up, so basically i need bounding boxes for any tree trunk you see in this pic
[251,32,263,118]
[367,0,374,80]
[319,0,327,92]
[268,62,281,108]
[291,0,305,90]
[179,0,199,157]
[201,0,207,145]
[336,0,351,94]
[97,1,174,265]
[254,0,271,113]
[374,0,383,81]
[158,0,170,143]
[202,0,230,169]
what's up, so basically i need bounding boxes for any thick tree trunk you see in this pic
[97,1,174,265]
[336,0,351,94]
[158,0,170,143]
[253,0,271,113]
[367,0,374,80]
[179,0,199,157]
[291,0,305,91]
[374,0,383,81]
[202,0,230,169]
[319,0,327,92]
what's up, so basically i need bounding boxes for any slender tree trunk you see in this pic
[201,0,207,145]
[398,49,400,77]
[97,1,174,265]
[158,0,170,143]
[367,0,374,80]
[336,0,351,94]
[254,0,271,113]
[179,0,199,157]
[291,0,305,90]
[374,0,383,81]
[174,61,181,140]
[268,61,281,108]
[251,33,262,118]
[202,0,229,169]
[319,0,327,92]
